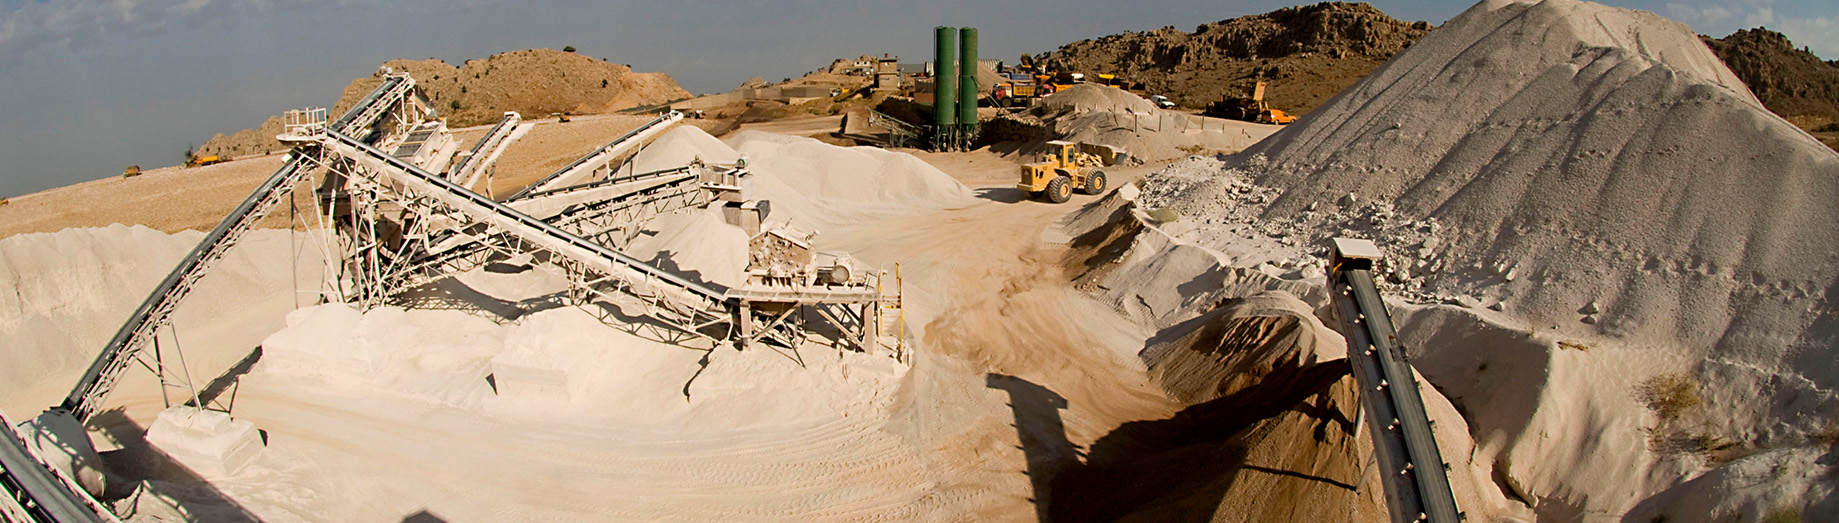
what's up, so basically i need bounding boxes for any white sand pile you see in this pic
[614,125,971,285]
[631,125,743,173]
[1038,84,1162,115]
[622,125,975,234]
[258,304,505,407]
[1130,0,1839,518]
[0,225,322,417]
[144,406,265,477]
[622,206,749,289]
[726,130,975,230]
[250,293,909,433]
[1030,84,1269,161]
[215,284,921,520]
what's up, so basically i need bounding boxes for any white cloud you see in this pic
[0,0,208,57]
[1743,6,1774,27]
[0,0,378,60]
[1665,2,1734,25]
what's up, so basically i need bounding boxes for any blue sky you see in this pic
[1,0,1834,199]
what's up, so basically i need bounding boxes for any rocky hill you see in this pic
[197,48,689,159]
[1702,28,1839,148]
[1036,2,1433,113]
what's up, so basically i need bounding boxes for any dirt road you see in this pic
[823,150,1183,518]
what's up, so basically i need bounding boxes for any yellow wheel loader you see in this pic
[1017,140,1108,203]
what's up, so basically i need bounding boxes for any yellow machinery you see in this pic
[184,155,227,168]
[1205,81,1298,125]
[1017,140,1108,203]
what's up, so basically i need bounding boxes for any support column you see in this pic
[735,299,752,350]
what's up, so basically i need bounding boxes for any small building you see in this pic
[875,56,903,91]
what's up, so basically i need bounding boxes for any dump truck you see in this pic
[992,79,1040,107]
[1205,81,1298,125]
[1017,140,1108,203]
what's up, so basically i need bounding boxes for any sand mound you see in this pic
[259,304,505,407]
[1139,291,1344,404]
[1045,285,1526,521]
[0,226,319,416]
[624,207,750,289]
[1038,84,1162,116]
[252,291,909,432]
[1135,0,1839,518]
[632,125,743,173]
[1028,84,1269,161]
[726,130,974,229]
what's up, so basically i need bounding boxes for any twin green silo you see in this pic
[932,26,979,151]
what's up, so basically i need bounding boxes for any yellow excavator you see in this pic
[1017,140,1108,203]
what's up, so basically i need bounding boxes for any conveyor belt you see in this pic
[58,75,418,422]
[329,75,413,138]
[506,111,684,200]
[324,130,731,308]
[1330,264,1461,523]
[510,168,696,221]
[451,112,521,188]
[0,412,111,523]
[58,155,315,422]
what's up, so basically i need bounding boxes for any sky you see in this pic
[1,0,1835,199]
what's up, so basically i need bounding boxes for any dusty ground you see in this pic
[0,155,304,239]
[4,113,1374,521]
[71,144,1200,521]
[732,114,844,139]
[1,112,1202,520]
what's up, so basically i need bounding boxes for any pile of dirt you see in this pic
[1702,28,1839,149]
[1053,191,1531,521]
[198,49,689,159]
[1134,0,1839,518]
[1035,2,1432,113]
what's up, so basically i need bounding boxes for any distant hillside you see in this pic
[1036,2,1433,114]
[1702,28,1839,149]
[197,48,689,159]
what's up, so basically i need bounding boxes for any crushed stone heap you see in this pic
[1139,0,1839,518]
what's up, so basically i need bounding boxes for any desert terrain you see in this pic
[3,0,1837,522]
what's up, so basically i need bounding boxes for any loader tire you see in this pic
[1083,171,1107,194]
[1046,176,1073,203]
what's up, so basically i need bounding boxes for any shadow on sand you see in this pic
[86,408,263,521]
[976,187,1033,204]
[990,356,1355,522]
